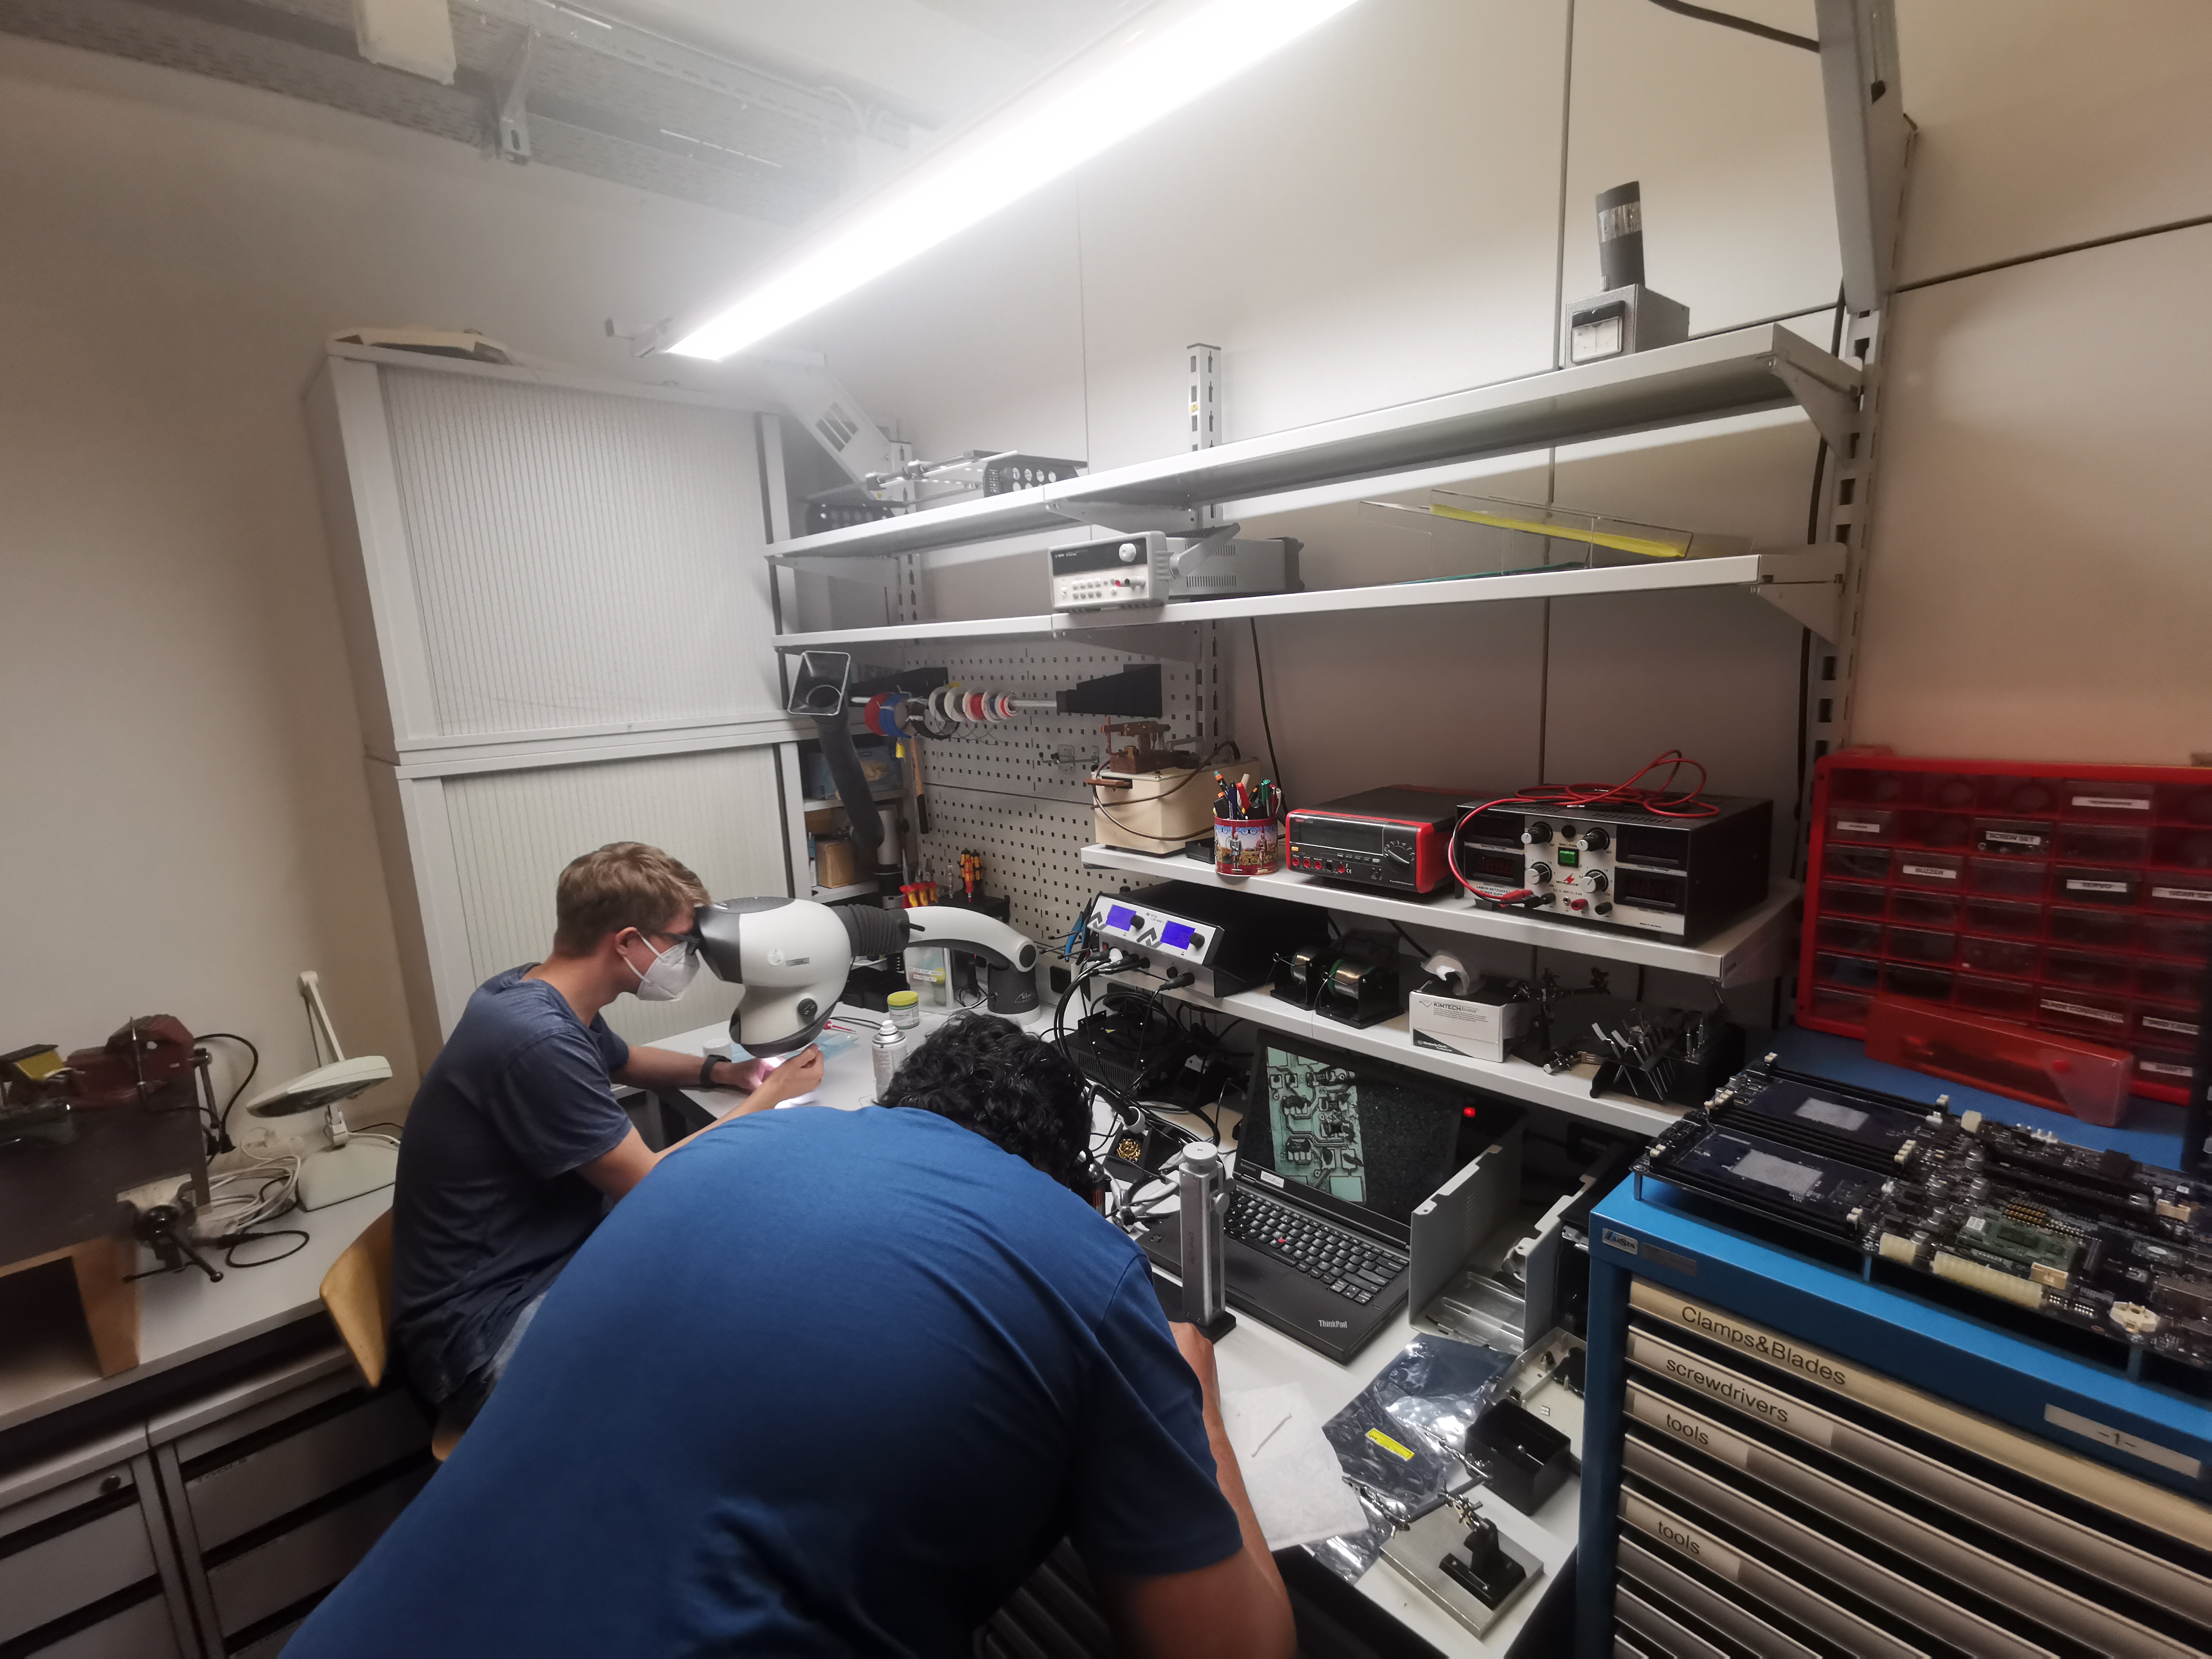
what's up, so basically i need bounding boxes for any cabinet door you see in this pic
[308,353,802,1053]
[0,1453,188,1657]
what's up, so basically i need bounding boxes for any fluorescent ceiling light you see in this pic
[664,0,1362,361]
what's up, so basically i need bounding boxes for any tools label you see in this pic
[1900,863,1957,881]
[2072,795,2149,810]
[1622,1491,1742,1582]
[2065,878,2130,895]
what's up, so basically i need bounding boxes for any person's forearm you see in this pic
[1199,1401,1283,1589]
[614,1045,765,1093]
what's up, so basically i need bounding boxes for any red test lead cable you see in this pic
[1448,750,1720,902]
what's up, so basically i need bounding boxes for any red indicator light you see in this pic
[1462,1106,1478,1118]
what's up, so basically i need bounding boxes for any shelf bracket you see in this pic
[1751,575,1843,642]
[1815,0,1911,316]
[1055,499,1206,536]
[1053,620,1207,663]
[1769,355,1857,451]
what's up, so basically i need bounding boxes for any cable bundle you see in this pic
[1448,750,1719,899]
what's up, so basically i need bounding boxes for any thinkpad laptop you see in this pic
[1140,1031,1507,1363]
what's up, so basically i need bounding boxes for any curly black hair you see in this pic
[880,1013,1088,1190]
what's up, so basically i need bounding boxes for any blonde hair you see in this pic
[552,842,708,956]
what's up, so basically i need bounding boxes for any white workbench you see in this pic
[0,1185,388,1440]
[656,1002,1579,1657]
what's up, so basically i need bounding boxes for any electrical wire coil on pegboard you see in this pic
[856,686,1060,742]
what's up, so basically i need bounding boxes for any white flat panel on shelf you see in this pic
[771,551,1845,651]
[770,326,1858,562]
[1081,845,1799,987]
[1128,976,1678,1139]
[439,747,786,1046]
[378,366,777,739]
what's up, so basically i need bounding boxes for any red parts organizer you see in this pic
[1799,750,2212,1108]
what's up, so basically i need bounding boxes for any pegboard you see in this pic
[860,628,1233,946]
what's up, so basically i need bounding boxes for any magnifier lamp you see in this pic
[239,971,396,1210]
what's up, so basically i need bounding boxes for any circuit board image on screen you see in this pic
[1265,1051,1372,1203]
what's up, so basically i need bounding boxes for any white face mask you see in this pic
[626,933,701,1002]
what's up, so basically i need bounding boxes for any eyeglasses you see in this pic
[642,928,701,957]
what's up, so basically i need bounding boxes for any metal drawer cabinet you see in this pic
[149,1347,433,1656]
[0,1427,196,1658]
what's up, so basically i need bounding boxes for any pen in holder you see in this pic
[1213,772,1284,877]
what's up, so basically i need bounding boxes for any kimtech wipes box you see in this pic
[1409,980,1532,1063]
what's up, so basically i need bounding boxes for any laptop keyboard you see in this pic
[1226,1190,1407,1304]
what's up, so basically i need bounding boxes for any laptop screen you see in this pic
[1238,1037,1474,1242]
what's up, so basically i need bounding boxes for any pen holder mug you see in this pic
[1215,816,1283,877]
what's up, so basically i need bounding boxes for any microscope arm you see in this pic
[898,906,1039,973]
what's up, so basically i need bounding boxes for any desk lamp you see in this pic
[240,971,395,1210]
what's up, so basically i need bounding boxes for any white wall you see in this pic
[0,36,780,1114]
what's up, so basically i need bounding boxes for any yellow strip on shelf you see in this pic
[1427,502,1686,559]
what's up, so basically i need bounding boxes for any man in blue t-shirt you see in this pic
[292,1014,1294,1658]
[388,842,823,1427]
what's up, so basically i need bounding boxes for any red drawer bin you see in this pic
[2137,962,2203,1004]
[2148,874,2212,914]
[1886,926,1958,965]
[1827,808,1894,842]
[2043,948,2131,992]
[1821,881,1888,918]
[1882,963,1953,1003]
[1974,817,2055,857]
[1968,856,2048,899]
[1899,810,1975,850]
[2036,990,2129,1039]
[2137,1004,2203,1048]
[1958,935,2037,978]
[1963,896,2040,938]
[1817,916,1884,955]
[1824,845,1891,883]
[1895,852,1966,890]
[1800,750,2212,1109]
[1955,974,2037,1019]
[2062,779,2155,820]
[2047,907,2135,950]
[2140,912,2212,960]
[2054,865,2140,906]
[1888,890,1961,928]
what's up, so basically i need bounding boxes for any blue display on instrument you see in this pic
[1105,905,1138,932]
[1160,922,1195,950]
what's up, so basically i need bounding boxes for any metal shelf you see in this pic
[771,324,1858,562]
[1081,844,1801,987]
[774,548,1846,652]
[1134,976,1681,1139]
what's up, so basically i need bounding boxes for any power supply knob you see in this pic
[1522,821,1553,846]
[1117,541,1140,563]
[1586,870,1609,894]
[1578,826,1611,852]
[1529,861,1552,884]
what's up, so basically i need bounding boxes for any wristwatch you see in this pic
[698,1056,721,1090]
